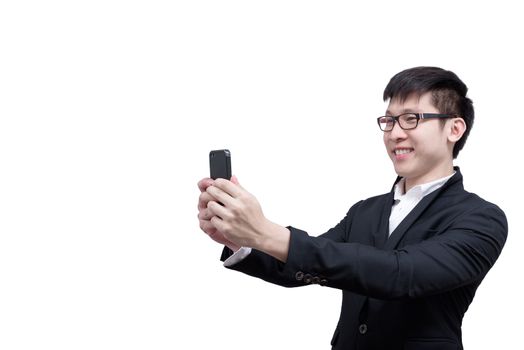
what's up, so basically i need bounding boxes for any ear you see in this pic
[447,117,467,143]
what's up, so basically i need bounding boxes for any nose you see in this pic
[387,121,407,141]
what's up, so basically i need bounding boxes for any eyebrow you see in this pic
[385,108,419,116]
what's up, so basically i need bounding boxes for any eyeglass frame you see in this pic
[377,113,458,131]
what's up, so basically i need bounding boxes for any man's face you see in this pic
[383,92,454,186]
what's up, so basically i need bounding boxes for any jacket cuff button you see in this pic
[303,274,312,284]
[295,271,304,281]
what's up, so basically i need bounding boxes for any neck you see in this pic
[404,162,454,193]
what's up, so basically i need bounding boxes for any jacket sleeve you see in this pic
[220,201,363,287]
[285,203,508,299]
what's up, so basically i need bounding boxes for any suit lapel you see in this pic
[384,167,463,250]
[384,189,441,249]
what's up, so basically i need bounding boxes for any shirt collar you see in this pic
[393,172,456,201]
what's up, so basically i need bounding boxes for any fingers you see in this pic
[206,185,235,207]
[201,219,239,251]
[199,177,240,210]
[198,191,215,210]
[197,176,247,245]
[199,218,217,235]
[198,207,214,221]
[230,175,241,186]
[197,178,214,192]
[211,177,243,198]
[207,200,229,220]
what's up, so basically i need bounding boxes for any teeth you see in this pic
[395,149,412,155]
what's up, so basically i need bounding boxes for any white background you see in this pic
[1,1,522,349]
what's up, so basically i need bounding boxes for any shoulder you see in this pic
[346,192,391,215]
[456,190,507,225]
[434,187,508,241]
[448,188,506,215]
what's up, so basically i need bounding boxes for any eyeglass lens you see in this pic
[379,113,418,131]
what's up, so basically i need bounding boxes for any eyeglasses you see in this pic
[377,113,456,131]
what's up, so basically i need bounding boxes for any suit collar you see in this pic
[393,173,454,204]
[391,166,462,192]
[384,166,463,249]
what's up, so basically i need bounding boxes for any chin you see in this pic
[393,164,413,179]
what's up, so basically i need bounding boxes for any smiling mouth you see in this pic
[394,148,414,155]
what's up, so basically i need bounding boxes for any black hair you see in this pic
[383,66,474,158]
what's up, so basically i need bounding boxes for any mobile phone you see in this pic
[209,149,232,180]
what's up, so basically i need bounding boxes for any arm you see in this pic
[220,203,361,287]
[222,199,506,297]
[206,178,360,262]
[284,204,507,299]
[205,178,507,298]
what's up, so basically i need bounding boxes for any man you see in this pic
[197,66,508,349]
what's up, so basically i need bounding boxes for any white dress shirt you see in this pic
[224,172,455,267]
[388,172,455,235]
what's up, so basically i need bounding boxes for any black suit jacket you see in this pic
[221,168,508,350]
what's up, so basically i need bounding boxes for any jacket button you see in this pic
[358,324,368,334]
[295,271,304,281]
[303,274,312,284]
[319,279,328,286]
[312,276,320,284]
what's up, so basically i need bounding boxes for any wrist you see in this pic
[226,242,241,252]
[258,220,290,263]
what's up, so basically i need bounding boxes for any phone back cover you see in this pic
[209,149,231,180]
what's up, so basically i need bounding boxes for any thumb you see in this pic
[230,175,242,187]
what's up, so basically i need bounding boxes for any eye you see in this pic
[379,117,394,125]
[402,114,418,124]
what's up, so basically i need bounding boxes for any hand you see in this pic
[206,177,290,263]
[205,177,269,249]
[197,178,240,251]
